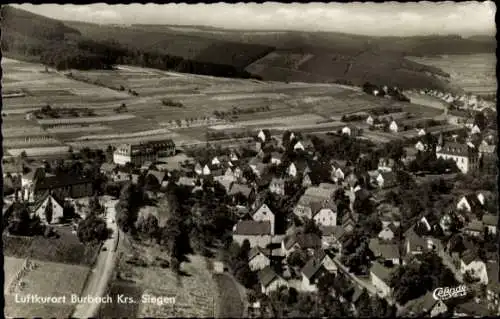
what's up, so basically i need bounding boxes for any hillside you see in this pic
[2,6,494,91]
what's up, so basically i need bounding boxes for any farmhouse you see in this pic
[251,203,275,236]
[369,262,394,298]
[258,266,288,295]
[389,120,399,133]
[233,220,272,248]
[435,142,479,174]
[248,247,271,271]
[32,193,65,224]
[113,139,175,166]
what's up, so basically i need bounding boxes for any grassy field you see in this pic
[3,226,101,266]
[103,238,217,318]
[4,256,89,319]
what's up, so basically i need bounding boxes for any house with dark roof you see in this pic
[281,233,322,257]
[404,227,442,255]
[369,239,401,265]
[300,250,337,292]
[251,203,275,236]
[294,186,337,220]
[228,183,255,205]
[482,214,498,235]
[457,193,484,213]
[233,220,272,248]
[463,219,485,238]
[460,250,488,284]
[248,247,271,271]
[320,226,346,253]
[370,261,394,298]
[258,266,288,295]
[404,291,448,317]
[341,212,359,233]
[32,193,65,224]
[33,173,93,201]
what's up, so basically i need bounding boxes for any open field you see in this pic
[101,237,217,318]
[2,58,449,154]
[4,256,89,319]
[3,226,101,266]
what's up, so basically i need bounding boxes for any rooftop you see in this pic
[234,220,271,236]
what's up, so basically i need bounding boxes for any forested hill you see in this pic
[1,5,495,91]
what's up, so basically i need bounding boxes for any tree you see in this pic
[77,215,110,243]
[238,239,251,261]
[356,289,372,317]
[303,219,322,236]
[44,197,53,224]
[286,250,308,268]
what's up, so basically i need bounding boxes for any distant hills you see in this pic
[1,5,496,91]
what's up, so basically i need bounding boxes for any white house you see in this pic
[415,141,425,152]
[418,128,426,136]
[33,194,65,224]
[378,224,397,241]
[366,115,374,126]
[313,207,337,227]
[293,141,305,151]
[300,251,338,292]
[287,163,297,177]
[269,178,286,196]
[460,251,488,285]
[456,194,483,213]
[257,130,267,142]
[389,120,398,133]
[194,162,203,175]
[342,126,352,136]
[230,151,239,162]
[248,247,271,271]
[471,125,481,135]
[252,203,275,236]
[482,214,498,235]
[258,266,288,295]
[202,164,211,176]
[211,156,221,166]
[436,142,479,174]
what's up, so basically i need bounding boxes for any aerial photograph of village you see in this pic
[1,2,498,318]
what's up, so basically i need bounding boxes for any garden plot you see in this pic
[106,117,164,133]
[7,146,71,157]
[74,128,172,141]
[36,114,137,125]
[46,124,111,134]
[233,113,325,127]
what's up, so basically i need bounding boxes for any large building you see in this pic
[436,142,479,174]
[113,139,176,166]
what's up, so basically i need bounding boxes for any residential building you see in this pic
[460,250,488,285]
[232,220,272,248]
[302,174,312,188]
[376,171,397,189]
[31,173,93,201]
[269,178,286,196]
[312,204,337,227]
[258,266,288,295]
[252,203,275,236]
[100,163,117,177]
[300,251,337,292]
[405,291,448,317]
[463,219,484,238]
[32,193,65,224]
[366,115,374,126]
[248,247,271,271]
[482,214,498,235]
[378,158,395,172]
[287,163,297,177]
[389,120,399,133]
[341,212,359,232]
[457,194,484,213]
[319,226,346,253]
[369,239,401,265]
[270,152,282,165]
[415,141,425,152]
[370,262,394,298]
[378,223,398,241]
[293,186,337,220]
[281,233,322,257]
[436,142,479,174]
[113,139,175,166]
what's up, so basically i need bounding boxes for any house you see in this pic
[32,173,93,201]
[233,220,272,248]
[146,170,167,186]
[376,171,397,189]
[211,156,221,166]
[344,172,359,188]
[341,212,359,232]
[454,300,492,317]
[269,178,286,196]
[370,262,394,298]
[457,194,484,213]
[436,142,479,174]
[404,227,440,255]
[258,266,288,295]
[460,250,488,284]
[251,203,275,236]
[293,141,305,151]
[341,126,352,136]
[405,291,448,317]
[281,233,322,257]
[177,177,196,188]
[366,115,374,126]
[463,219,484,237]
[287,162,297,177]
[257,130,267,142]
[194,162,203,175]
[320,226,346,253]
[482,214,498,235]
[312,204,337,227]
[415,140,425,152]
[202,164,211,176]
[378,158,395,172]
[270,152,282,165]
[293,186,337,219]
[228,183,255,204]
[331,167,345,182]
[300,251,337,292]
[248,247,271,271]
[32,193,65,224]
[302,174,312,188]
[417,128,426,136]
[100,163,117,177]
[389,120,398,133]
[229,151,240,162]
[471,124,481,135]
[369,239,401,265]
[113,139,175,166]
[378,223,398,241]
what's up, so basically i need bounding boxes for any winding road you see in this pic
[72,198,120,319]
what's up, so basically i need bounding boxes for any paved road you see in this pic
[72,198,119,319]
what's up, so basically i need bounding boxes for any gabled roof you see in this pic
[482,214,498,226]
[284,233,322,250]
[33,192,65,212]
[258,266,280,287]
[228,183,252,197]
[369,239,400,260]
[301,255,327,280]
[34,173,92,190]
[147,170,166,183]
[249,246,270,261]
[320,225,346,241]
[370,262,393,284]
[234,220,271,236]
[461,249,481,265]
[464,219,484,232]
[404,227,427,252]
[438,142,476,157]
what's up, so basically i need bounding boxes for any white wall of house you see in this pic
[370,273,392,298]
[288,164,297,177]
[430,301,448,317]
[300,274,318,292]
[294,205,313,220]
[113,153,132,165]
[486,225,497,235]
[233,234,272,248]
[313,208,337,227]
[249,253,271,271]
[322,256,338,273]
[436,153,475,174]
[378,228,395,241]
[34,196,64,224]
[253,204,275,236]
[457,197,472,212]
[262,277,288,295]
[460,260,488,285]
[270,182,285,196]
